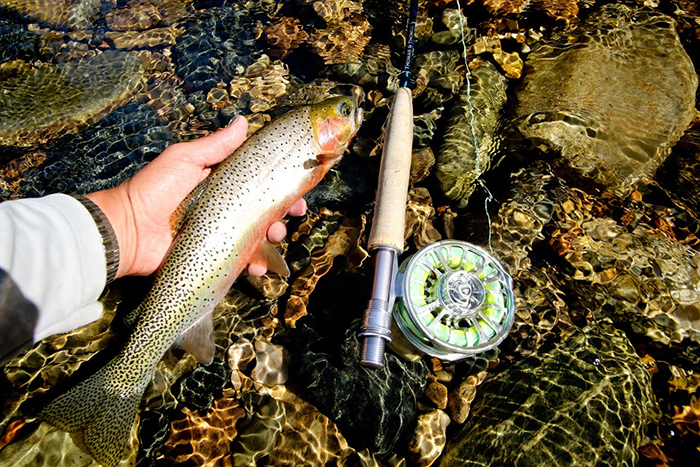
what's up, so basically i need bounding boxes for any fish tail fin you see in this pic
[40,363,143,467]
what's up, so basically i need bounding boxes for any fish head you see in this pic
[309,95,363,165]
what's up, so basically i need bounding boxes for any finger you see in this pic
[197,167,213,184]
[247,263,268,277]
[288,198,307,217]
[185,115,248,167]
[267,221,287,243]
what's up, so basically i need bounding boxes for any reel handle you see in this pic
[368,87,414,252]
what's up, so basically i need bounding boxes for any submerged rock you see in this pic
[0,17,39,63]
[0,420,135,466]
[285,211,367,327]
[267,390,355,466]
[229,54,291,114]
[0,51,144,148]
[264,16,309,59]
[550,186,700,352]
[162,396,245,466]
[405,187,442,249]
[0,0,101,30]
[174,359,229,411]
[513,4,698,195]
[407,409,451,467]
[291,325,429,455]
[231,394,286,466]
[171,5,262,95]
[490,163,557,274]
[309,2,372,65]
[14,101,175,199]
[440,322,659,466]
[656,129,700,222]
[436,61,507,203]
[414,50,464,94]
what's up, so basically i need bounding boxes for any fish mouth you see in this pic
[350,86,365,131]
[330,84,365,107]
[349,85,365,107]
[353,106,364,131]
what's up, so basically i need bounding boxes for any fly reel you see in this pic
[393,240,515,360]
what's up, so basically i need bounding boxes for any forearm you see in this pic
[0,194,108,351]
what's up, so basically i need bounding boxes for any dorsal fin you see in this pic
[169,178,210,237]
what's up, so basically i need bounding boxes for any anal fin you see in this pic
[173,311,216,365]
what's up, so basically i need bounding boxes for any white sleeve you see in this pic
[0,193,107,343]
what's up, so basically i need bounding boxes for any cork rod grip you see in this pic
[368,87,414,252]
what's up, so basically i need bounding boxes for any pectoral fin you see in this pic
[173,311,215,365]
[250,241,290,277]
[170,178,210,237]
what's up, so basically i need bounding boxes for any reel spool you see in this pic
[394,240,515,360]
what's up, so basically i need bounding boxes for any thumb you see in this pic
[186,115,248,167]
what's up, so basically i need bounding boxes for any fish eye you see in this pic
[339,101,352,117]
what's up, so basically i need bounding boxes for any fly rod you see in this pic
[359,0,419,368]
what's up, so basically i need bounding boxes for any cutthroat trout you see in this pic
[40,95,363,466]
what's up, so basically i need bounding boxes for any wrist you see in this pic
[86,185,137,279]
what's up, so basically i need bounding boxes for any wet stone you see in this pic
[436,61,508,204]
[413,114,438,149]
[135,409,173,467]
[264,16,309,59]
[174,359,229,411]
[429,8,475,47]
[229,54,290,114]
[13,101,175,199]
[414,50,463,94]
[232,393,286,466]
[513,4,698,195]
[490,162,558,274]
[290,325,429,455]
[103,25,184,50]
[473,35,523,79]
[0,420,136,466]
[0,17,39,63]
[549,186,700,354]
[162,397,245,466]
[656,129,700,223]
[250,338,290,388]
[410,147,435,184]
[332,43,400,94]
[171,5,262,94]
[309,3,372,65]
[285,213,367,327]
[0,0,101,30]
[424,381,448,410]
[446,372,487,424]
[407,409,451,467]
[440,322,659,466]
[268,390,355,466]
[0,51,144,148]
[405,187,442,250]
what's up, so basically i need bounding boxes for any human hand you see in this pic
[86,116,307,279]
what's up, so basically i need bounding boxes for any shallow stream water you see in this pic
[1,0,699,466]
